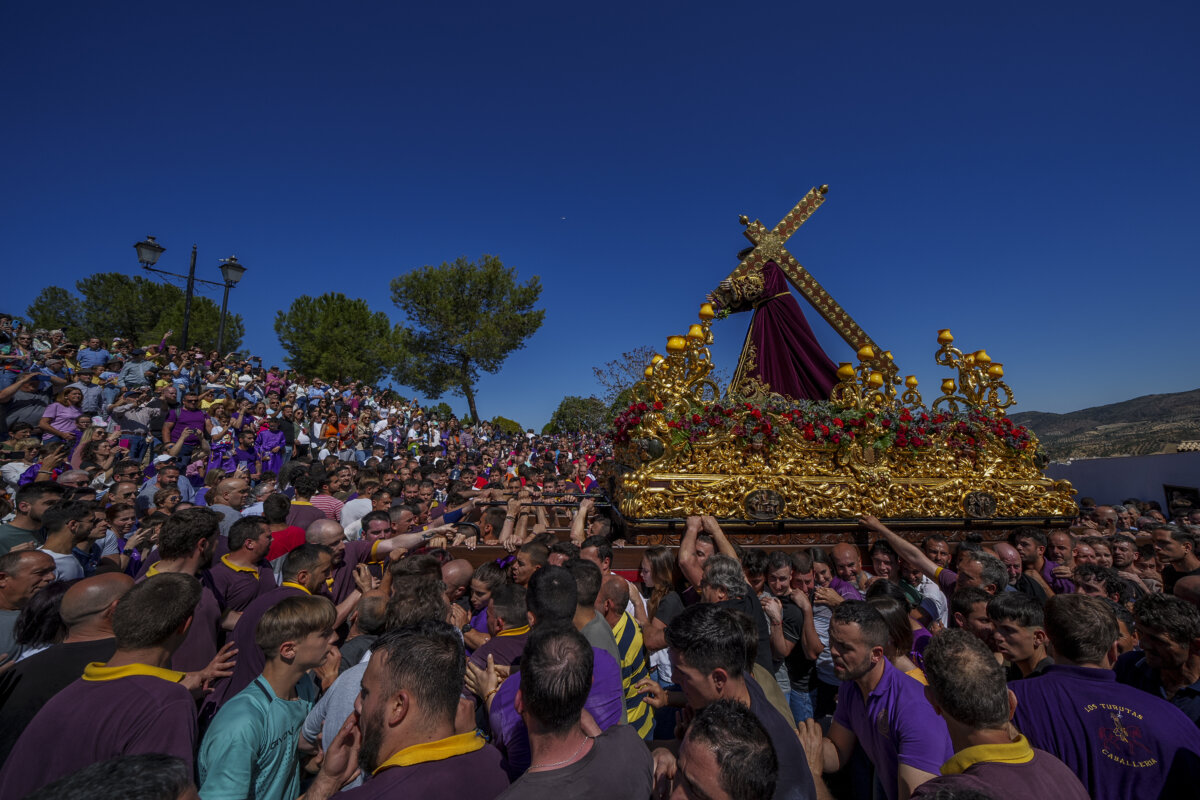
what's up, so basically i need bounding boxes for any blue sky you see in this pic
[3,2,1197,427]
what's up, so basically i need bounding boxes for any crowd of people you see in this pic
[2,317,1200,800]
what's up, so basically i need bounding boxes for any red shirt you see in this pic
[266,526,307,561]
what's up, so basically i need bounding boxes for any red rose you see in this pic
[751,409,762,419]
[831,434,841,444]
[819,425,829,436]
[630,416,641,425]
[802,429,815,441]
[653,401,664,411]
[692,414,702,424]
[833,418,844,428]
[881,419,891,428]
[637,403,648,412]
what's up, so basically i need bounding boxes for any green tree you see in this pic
[427,401,455,421]
[390,255,544,422]
[548,396,608,434]
[25,287,85,340]
[24,273,244,351]
[274,292,399,384]
[491,415,524,436]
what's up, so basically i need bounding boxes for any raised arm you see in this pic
[701,516,739,561]
[859,515,939,581]
[678,515,705,588]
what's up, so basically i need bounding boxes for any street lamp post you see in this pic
[134,236,247,352]
[217,256,247,354]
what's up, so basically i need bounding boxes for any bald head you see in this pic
[442,559,473,599]
[305,518,344,547]
[60,573,134,629]
[831,543,862,583]
[213,478,250,510]
[599,573,629,614]
[1174,575,1200,609]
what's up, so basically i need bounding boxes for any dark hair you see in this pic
[281,544,332,581]
[1044,594,1118,665]
[518,626,594,734]
[25,754,194,800]
[950,586,992,625]
[580,534,612,565]
[526,565,577,626]
[1133,593,1200,645]
[356,593,389,636]
[685,699,778,800]
[292,475,319,498]
[518,540,550,568]
[113,573,202,649]
[741,548,769,578]
[923,629,1011,730]
[1008,527,1046,548]
[1073,564,1128,602]
[388,553,441,580]
[13,580,69,650]
[385,575,449,629]
[488,583,527,629]
[472,561,509,592]
[373,620,464,724]
[866,595,914,656]
[865,576,914,610]
[789,550,814,575]
[986,592,1044,629]
[13,482,65,512]
[157,507,221,560]
[665,603,746,678]
[831,601,889,649]
[41,500,93,535]
[359,510,391,532]
[549,540,580,561]
[262,493,291,524]
[869,539,897,560]
[565,558,603,606]
[228,515,267,551]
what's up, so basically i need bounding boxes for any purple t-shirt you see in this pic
[338,740,508,799]
[39,402,81,441]
[208,556,279,612]
[0,669,197,798]
[1011,664,1200,800]
[488,647,626,780]
[833,659,954,800]
[166,406,207,445]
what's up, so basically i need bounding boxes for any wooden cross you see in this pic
[725,186,878,353]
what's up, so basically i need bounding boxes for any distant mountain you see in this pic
[1009,388,1200,460]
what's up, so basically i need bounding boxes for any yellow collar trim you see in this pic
[497,624,530,638]
[372,732,485,774]
[281,581,312,594]
[220,553,259,575]
[291,499,314,506]
[942,735,1035,775]
[82,661,186,684]
[145,562,161,576]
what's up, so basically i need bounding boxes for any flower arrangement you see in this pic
[613,398,1037,462]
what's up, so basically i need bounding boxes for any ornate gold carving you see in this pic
[614,193,1075,527]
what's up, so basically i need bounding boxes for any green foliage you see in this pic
[427,401,455,421]
[25,287,85,340]
[390,254,544,422]
[274,293,399,384]
[24,273,243,351]
[548,395,608,434]
[491,415,524,436]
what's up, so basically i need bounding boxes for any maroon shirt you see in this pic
[208,555,279,612]
[0,665,197,798]
[205,583,308,711]
[468,628,530,672]
[285,502,326,530]
[340,739,508,799]
[330,539,382,603]
[137,566,225,673]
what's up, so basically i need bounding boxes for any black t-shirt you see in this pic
[780,599,816,691]
[496,722,653,800]
[1162,564,1200,594]
[652,590,685,627]
[146,399,177,438]
[0,637,118,763]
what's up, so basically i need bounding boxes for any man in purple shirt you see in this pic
[1011,594,1200,800]
[913,629,1088,799]
[208,515,278,611]
[1008,527,1075,600]
[820,601,953,800]
[304,620,509,800]
[0,573,203,798]
[860,516,1006,597]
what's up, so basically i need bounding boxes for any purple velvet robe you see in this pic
[255,429,286,474]
[728,261,839,401]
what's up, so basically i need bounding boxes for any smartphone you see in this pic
[119,438,131,449]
